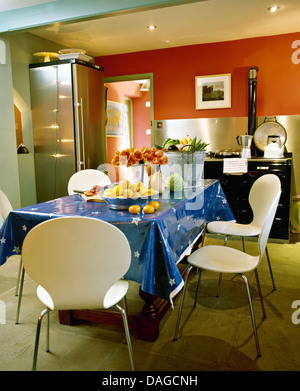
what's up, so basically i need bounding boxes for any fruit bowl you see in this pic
[101,193,158,210]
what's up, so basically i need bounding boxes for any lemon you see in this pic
[123,188,134,198]
[129,205,141,214]
[149,200,160,210]
[121,179,130,189]
[143,204,155,214]
[112,185,123,196]
[103,188,114,197]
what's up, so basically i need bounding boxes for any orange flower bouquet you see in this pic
[111,146,168,189]
[111,146,168,167]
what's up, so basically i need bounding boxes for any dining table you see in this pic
[0,179,234,341]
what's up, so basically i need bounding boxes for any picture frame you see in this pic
[106,101,124,136]
[195,73,231,110]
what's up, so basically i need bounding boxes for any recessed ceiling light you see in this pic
[147,25,156,30]
[268,6,280,12]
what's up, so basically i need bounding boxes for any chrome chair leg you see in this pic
[115,303,135,371]
[265,246,276,290]
[216,273,222,297]
[174,265,193,341]
[193,268,202,307]
[254,270,266,318]
[123,295,129,317]
[15,257,23,296]
[193,229,206,305]
[15,266,25,324]
[217,235,228,297]
[32,308,51,371]
[46,309,50,352]
[241,236,245,252]
[240,274,261,357]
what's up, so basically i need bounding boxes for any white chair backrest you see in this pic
[249,174,281,229]
[0,189,13,223]
[21,217,131,309]
[68,169,111,195]
[257,191,281,263]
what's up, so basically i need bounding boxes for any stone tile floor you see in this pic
[0,237,299,373]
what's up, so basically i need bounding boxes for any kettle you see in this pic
[264,135,284,158]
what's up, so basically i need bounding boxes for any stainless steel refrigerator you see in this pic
[29,59,107,203]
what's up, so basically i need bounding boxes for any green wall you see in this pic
[0,32,67,208]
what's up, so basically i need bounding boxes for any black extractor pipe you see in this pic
[247,66,259,136]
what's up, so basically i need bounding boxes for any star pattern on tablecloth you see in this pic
[169,278,176,286]
[131,217,141,226]
[22,225,27,232]
[0,238,6,244]
[134,251,140,258]
[13,246,21,254]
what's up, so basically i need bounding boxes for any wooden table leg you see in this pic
[139,288,160,341]
[58,310,73,325]
[57,254,198,341]
[58,289,171,342]
[139,287,172,341]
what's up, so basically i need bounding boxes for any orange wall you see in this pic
[132,90,151,149]
[96,32,300,120]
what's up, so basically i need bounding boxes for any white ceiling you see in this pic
[2,0,300,56]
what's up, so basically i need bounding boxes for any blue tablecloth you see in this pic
[0,179,234,303]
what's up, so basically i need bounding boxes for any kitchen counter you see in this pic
[205,154,292,163]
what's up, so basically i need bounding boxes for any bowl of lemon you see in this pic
[101,180,158,210]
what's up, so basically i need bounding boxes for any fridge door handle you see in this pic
[79,97,86,169]
[75,98,85,170]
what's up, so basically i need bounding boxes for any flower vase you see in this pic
[126,163,149,188]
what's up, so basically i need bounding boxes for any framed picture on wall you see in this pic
[195,73,231,110]
[106,101,124,136]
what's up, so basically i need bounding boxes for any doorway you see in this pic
[104,73,154,157]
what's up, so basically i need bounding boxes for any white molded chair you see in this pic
[207,174,281,291]
[0,189,23,297]
[15,169,111,324]
[68,169,111,195]
[21,216,135,371]
[174,191,281,357]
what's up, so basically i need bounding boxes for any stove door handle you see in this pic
[256,166,269,170]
